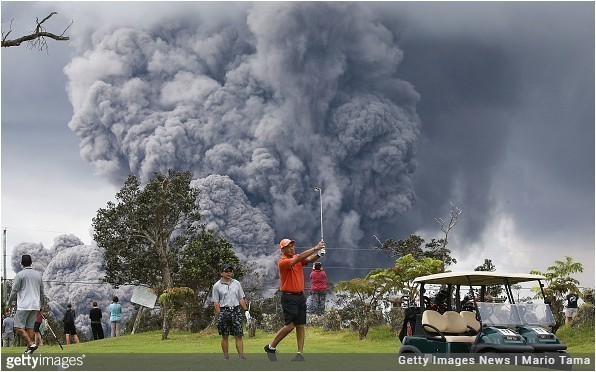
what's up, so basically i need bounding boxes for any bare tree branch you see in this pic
[1,12,71,50]
[435,201,462,244]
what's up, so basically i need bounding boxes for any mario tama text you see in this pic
[398,353,592,368]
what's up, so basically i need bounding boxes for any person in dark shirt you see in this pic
[89,302,104,340]
[565,290,580,325]
[62,303,79,345]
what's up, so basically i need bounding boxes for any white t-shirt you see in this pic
[9,267,44,310]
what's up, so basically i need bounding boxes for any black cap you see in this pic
[21,255,32,266]
[221,263,233,272]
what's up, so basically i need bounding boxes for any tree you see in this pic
[336,254,443,339]
[424,238,457,269]
[375,235,457,269]
[335,277,385,340]
[178,230,245,295]
[374,203,461,270]
[531,256,584,332]
[474,258,503,298]
[375,234,424,258]
[93,169,201,339]
[176,230,246,332]
[368,254,444,302]
[2,12,71,50]
[511,284,523,303]
[433,202,462,271]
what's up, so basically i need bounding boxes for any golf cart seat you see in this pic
[460,311,481,333]
[422,310,476,343]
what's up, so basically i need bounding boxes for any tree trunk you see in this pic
[161,305,171,340]
[358,323,369,340]
[550,295,564,334]
[248,320,257,338]
[131,306,145,335]
[158,239,174,340]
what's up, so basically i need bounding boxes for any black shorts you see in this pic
[281,292,307,325]
[64,323,77,336]
[33,322,41,333]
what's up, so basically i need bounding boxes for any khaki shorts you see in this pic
[565,307,578,318]
[14,310,37,329]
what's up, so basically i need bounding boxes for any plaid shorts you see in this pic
[217,306,243,337]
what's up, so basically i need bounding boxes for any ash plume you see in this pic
[65,2,421,266]
[11,236,132,338]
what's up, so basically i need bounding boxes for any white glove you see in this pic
[317,248,326,257]
[244,311,252,322]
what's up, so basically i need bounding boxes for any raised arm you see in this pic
[291,240,325,266]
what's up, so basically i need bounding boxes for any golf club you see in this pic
[314,187,323,241]
[41,312,64,350]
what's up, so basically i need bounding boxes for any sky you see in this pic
[1,1,594,294]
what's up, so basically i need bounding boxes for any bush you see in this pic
[260,313,284,333]
[386,307,405,333]
[307,314,325,327]
[582,288,594,304]
[572,303,595,328]
[323,309,342,331]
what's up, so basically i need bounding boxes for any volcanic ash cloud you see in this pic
[65,2,421,253]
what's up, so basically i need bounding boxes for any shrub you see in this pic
[386,307,405,333]
[572,303,595,328]
[307,314,325,327]
[582,288,594,304]
[322,308,342,331]
[260,313,284,333]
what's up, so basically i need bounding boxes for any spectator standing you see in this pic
[2,309,15,347]
[212,263,251,360]
[309,262,327,316]
[33,309,44,347]
[109,296,122,337]
[89,301,104,340]
[8,254,44,354]
[565,290,580,325]
[62,303,80,345]
[264,238,325,362]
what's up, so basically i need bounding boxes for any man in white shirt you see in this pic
[212,264,251,360]
[8,255,44,354]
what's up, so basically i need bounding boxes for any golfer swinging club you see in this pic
[264,238,325,362]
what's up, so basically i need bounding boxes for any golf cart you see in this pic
[398,271,568,356]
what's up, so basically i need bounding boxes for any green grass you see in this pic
[2,323,592,354]
[556,322,595,353]
[1,325,400,354]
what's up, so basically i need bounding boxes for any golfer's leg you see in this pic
[296,324,305,353]
[271,322,295,348]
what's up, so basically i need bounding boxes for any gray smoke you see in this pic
[65,2,421,264]
[11,236,133,338]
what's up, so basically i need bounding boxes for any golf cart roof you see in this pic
[413,271,546,286]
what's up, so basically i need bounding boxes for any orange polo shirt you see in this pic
[278,255,304,293]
